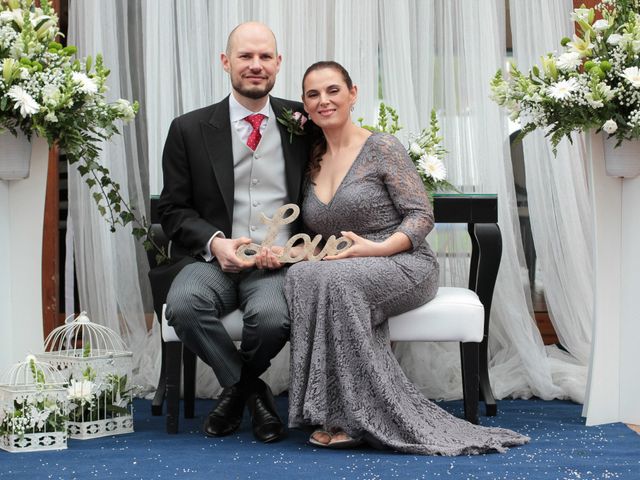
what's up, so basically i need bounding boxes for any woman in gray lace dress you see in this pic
[281,61,529,455]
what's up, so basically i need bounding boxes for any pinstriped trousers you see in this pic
[165,261,290,387]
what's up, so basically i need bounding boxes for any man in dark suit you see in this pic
[157,22,309,443]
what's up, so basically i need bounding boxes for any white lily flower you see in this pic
[603,119,618,134]
[570,8,590,23]
[623,67,640,87]
[71,71,98,95]
[418,155,447,181]
[547,78,578,100]
[8,86,40,117]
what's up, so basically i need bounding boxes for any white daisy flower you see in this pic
[547,78,578,100]
[67,379,95,405]
[556,52,582,71]
[71,71,98,95]
[7,86,40,117]
[418,155,447,181]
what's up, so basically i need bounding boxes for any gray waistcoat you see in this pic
[230,112,291,245]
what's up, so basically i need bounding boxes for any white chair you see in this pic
[159,286,484,433]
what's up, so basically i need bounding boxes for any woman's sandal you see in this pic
[308,429,333,447]
[308,428,364,449]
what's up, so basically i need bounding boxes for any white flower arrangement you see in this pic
[66,360,132,424]
[491,0,640,149]
[0,356,67,440]
[359,103,455,197]
[0,0,167,262]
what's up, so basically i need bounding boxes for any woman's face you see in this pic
[302,67,356,130]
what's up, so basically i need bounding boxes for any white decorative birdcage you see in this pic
[0,355,68,452]
[37,312,134,440]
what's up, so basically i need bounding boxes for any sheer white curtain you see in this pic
[68,0,153,387]
[385,0,564,401]
[509,0,592,401]
[69,0,585,401]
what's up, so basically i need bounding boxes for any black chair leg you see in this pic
[183,346,197,419]
[151,340,167,416]
[165,341,183,434]
[460,342,479,425]
[479,340,497,416]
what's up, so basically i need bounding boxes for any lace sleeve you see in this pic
[375,133,434,249]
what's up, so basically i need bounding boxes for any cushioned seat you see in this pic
[160,286,484,432]
[162,287,484,343]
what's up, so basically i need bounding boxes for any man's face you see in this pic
[221,24,281,101]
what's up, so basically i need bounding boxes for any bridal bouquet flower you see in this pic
[360,103,455,197]
[491,0,640,150]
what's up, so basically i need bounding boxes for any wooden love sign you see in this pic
[235,204,353,263]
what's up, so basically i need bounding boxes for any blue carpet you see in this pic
[1,397,638,479]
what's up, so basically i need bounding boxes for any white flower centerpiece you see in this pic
[359,103,455,197]
[491,0,640,175]
[37,312,134,440]
[0,355,68,452]
[0,0,166,256]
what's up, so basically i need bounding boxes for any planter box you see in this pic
[68,414,133,440]
[0,131,32,180]
[0,431,67,453]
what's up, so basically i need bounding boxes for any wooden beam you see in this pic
[41,0,63,338]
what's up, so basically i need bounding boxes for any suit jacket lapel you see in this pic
[201,96,234,223]
[271,97,306,204]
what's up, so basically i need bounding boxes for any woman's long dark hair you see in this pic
[302,61,354,179]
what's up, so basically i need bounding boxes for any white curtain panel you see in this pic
[68,0,585,401]
[68,1,151,379]
[509,0,591,400]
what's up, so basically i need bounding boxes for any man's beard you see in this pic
[232,77,275,99]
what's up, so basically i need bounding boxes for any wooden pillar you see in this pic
[42,0,63,338]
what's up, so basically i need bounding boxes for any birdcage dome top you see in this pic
[43,312,130,358]
[0,355,66,387]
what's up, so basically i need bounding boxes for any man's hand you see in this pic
[211,237,255,272]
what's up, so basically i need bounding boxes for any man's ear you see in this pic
[221,53,230,73]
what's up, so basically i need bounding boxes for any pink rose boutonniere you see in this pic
[277,109,307,143]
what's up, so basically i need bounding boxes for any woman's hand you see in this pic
[254,246,285,270]
[323,230,413,261]
[323,231,383,260]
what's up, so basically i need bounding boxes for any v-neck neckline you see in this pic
[311,133,374,207]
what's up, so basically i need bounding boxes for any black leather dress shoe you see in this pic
[246,380,285,443]
[203,385,246,437]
